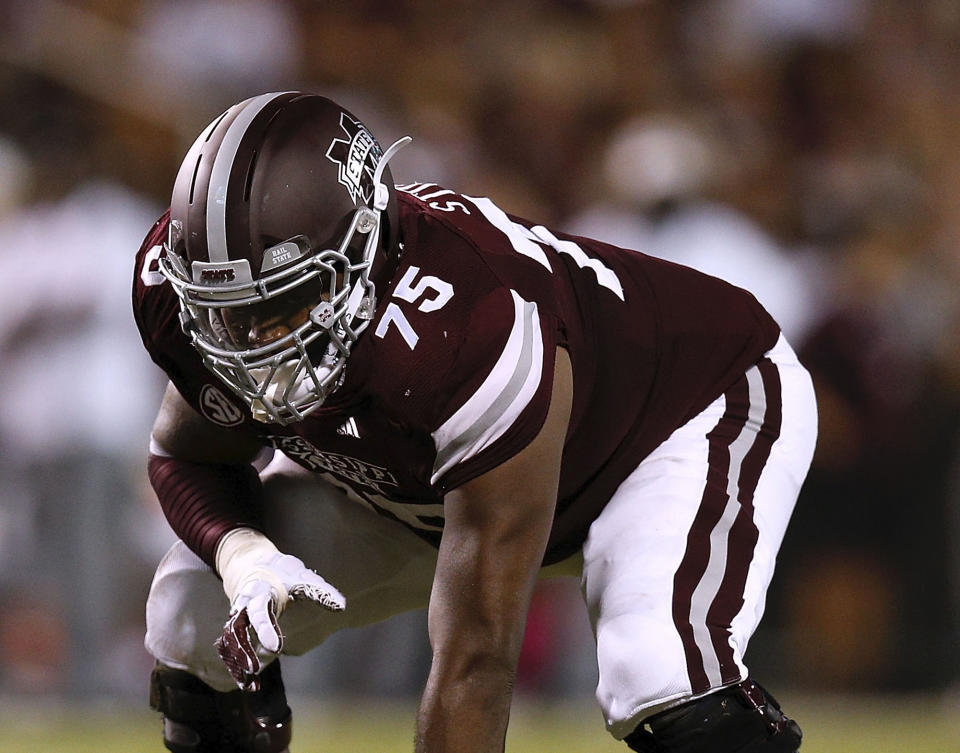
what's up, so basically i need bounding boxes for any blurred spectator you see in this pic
[0,137,32,218]
[0,587,70,694]
[0,181,162,457]
[566,113,825,344]
[774,222,960,690]
[688,0,869,63]
[131,0,301,105]
[0,179,165,695]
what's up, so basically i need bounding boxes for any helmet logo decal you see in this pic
[325,113,383,204]
[199,384,245,427]
[190,260,253,299]
[200,268,236,283]
[261,239,305,273]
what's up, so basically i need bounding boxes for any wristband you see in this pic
[215,527,282,604]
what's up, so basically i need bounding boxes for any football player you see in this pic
[134,91,816,752]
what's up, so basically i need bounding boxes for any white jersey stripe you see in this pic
[206,92,290,263]
[463,195,553,272]
[529,225,625,301]
[417,188,456,201]
[431,290,544,485]
[396,181,429,193]
[687,366,767,687]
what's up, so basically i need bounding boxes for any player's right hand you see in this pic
[215,549,345,691]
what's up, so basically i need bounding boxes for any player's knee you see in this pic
[149,660,292,753]
[596,615,689,733]
[623,679,801,753]
[145,542,230,675]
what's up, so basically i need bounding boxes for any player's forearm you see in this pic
[147,453,265,568]
[415,652,516,753]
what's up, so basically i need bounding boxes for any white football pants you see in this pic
[144,334,816,740]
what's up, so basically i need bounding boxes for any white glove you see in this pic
[213,528,345,690]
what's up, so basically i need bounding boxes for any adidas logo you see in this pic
[336,416,360,439]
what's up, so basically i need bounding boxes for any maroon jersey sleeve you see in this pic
[131,210,174,357]
[427,285,560,493]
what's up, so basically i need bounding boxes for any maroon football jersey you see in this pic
[133,185,780,564]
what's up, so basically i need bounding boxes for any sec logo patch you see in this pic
[200,384,244,427]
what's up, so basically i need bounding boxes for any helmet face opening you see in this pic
[162,203,383,424]
[163,92,409,425]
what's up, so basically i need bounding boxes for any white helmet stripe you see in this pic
[206,92,292,263]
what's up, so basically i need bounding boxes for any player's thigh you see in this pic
[145,539,234,689]
[729,336,816,646]
[583,335,816,739]
[582,408,719,737]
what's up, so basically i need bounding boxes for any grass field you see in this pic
[1,693,958,752]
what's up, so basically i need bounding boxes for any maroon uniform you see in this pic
[134,183,780,565]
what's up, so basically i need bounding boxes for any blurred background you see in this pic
[0,0,958,742]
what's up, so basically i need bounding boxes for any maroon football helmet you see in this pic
[160,92,410,423]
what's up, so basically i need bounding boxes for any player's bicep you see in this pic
[429,349,572,656]
[151,381,262,464]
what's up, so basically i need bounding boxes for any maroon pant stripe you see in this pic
[706,357,783,684]
[671,373,751,693]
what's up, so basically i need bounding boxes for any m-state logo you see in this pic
[267,434,398,495]
[325,113,383,205]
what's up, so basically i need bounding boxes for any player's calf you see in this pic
[149,659,292,753]
[623,679,801,753]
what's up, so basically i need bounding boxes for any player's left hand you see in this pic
[215,551,345,691]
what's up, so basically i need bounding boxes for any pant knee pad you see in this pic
[624,679,802,753]
[149,661,292,753]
